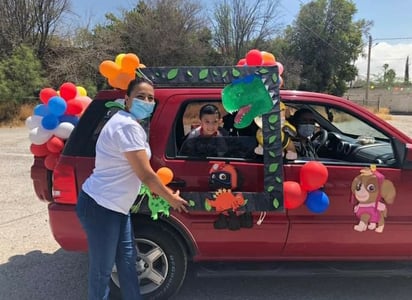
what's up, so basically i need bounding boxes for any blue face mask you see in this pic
[130,98,155,120]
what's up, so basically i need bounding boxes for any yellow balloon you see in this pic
[76,86,87,96]
[115,53,126,66]
[256,128,263,146]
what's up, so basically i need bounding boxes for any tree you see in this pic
[0,0,70,59]
[211,0,282,65]
[284,0,370,96]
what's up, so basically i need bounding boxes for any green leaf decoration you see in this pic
[222,70,228,78]
[269,163,279,172]
[272,73,278,83]
[269,115,278,123]
[167,69,178,80]
[186,70,193,77]
[204,200,212,211]
[269,135,276,144]
[269,151,276,158]
[267,185,274,192]
[213,70,219,76]
[275,176,282,183]
[273,198,280,208]
[189,200,195,207]
[155,72,160,77]
[269,125,275,130]
[199,69,209,80]
[244,199,248,205]
[232,69,240,77]
[258,68,269,74]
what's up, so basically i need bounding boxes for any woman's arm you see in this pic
[124,150,188,212]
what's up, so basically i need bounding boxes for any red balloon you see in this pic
[276,61,284,75]
[283,181,307,209]
[237,58,247,66]
[245,49,263,66]
[39,88,58,104]
[300,161,328,192]
[65,100,83,115]
[46,136,65,153]
[44,153,60,170]
[59,82,78,101]
[30,143,50,157]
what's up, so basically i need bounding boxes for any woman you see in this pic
[76,78,188,300]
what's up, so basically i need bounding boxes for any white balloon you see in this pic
[54,122,74,139]
[25,115,43,129]
[29,127,53,145]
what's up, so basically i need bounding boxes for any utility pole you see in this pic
[365,35,372,105]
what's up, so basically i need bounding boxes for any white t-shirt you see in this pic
[82,110,151,214]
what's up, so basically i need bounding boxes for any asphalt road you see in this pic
[1,117,412,300]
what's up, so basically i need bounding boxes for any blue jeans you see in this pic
[76,190,142,300]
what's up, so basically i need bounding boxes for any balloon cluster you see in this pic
[236,49,284,87]
[283,161,330,213]
[99,53,145,90]
[26,82,92,170]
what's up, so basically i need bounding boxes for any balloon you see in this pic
[261,51,276,65]
[25,115,43,129]
[121,53,140,74]
[29,127,53,145]
[33,104,49,116]
[48,96,67,116]
[41,114,60,130]
[283,181,307,209]
[99,60,121,78]
[76,86,87,96]
[276,61,284,75]
[245,49,263,66]
[237,58,247,66]
[65,100,83,115]
[300,161,328,192]
[44,153,60,170]
[46,136,64,153]
[30,143,49,157]
[59,82,78,101]
[279,76,284,88]
[113,72,134,90]
[157,167,174,185]
[305,190,330,213]
[75,96,92,116]
[59,115,79,126]
[115,53,126,66]
[39,88,58,104]
[54,122,74,139]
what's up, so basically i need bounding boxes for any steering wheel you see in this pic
[311,128,328,152]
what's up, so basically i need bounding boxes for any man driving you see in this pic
[290,108,319,158]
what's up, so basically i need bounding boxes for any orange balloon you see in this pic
[99,60,121,78]
[261,51,276,66]
[121,53,140,74]
[113,72,134,90]
[157,167,174,185]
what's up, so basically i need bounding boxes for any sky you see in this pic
[69,0,412,80]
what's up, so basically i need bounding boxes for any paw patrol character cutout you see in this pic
[207,163,251,230]
[351,165,396,233]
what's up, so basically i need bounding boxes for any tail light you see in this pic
[52,162,78,204]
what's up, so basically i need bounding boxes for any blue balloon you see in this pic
[34,104,49,116]
[48,96,67,116]
[41,114,60,130]
[305,190,329,213]
[59,115,79,126]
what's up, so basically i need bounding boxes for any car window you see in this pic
[175,101,261,161]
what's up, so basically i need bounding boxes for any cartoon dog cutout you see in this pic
[351,165,396,233]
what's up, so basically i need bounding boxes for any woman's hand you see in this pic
[167,190,189,213]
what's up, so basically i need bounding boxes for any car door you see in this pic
[282,101,412,258]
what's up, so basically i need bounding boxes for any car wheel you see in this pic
[110,223,188,300]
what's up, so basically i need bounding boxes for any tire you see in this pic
[110,222,188,300]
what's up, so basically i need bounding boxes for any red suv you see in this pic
[31,67,412,299]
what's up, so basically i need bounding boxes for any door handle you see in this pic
[168,180,186,188]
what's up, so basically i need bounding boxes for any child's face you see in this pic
[200,113,220,136]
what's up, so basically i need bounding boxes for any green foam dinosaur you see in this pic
[222,74,273,129]
[138,184,171,220]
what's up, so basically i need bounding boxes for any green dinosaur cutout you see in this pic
[222,74,273,129]
[138,184,171,220]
